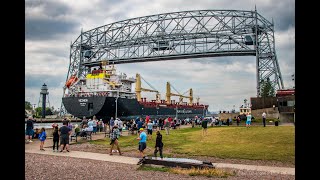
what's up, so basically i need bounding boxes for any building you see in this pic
[276,89,295,123]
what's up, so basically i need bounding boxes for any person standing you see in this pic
[201,118,208,136]
[147,120,153,140]
[80,116,88,129]
[164,118,170,135]
[39,127,47,151]
[137,128,147,158]
[59,121,72,152]
[109,125,122,155]
[92,116,97,134]
[236,115,241,126]
[137,118,144,130]
[118,118,123,136]
[25,116,34,143]
[262,112,267,127]
[154,130,164,159]
[246,112,252,128]
[110,117,115,131]
[52,126,59,152]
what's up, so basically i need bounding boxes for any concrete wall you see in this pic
[251,107,279,119]
[279,113,294,123]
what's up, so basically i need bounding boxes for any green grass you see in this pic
[92,126,295,164]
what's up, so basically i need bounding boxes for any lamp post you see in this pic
[115,90,119,119]
[203,105,205,117]
[175,105,178,120]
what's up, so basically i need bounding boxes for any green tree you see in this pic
[35,107,53,117]
[25,101,33,110]
[260,78,275,97]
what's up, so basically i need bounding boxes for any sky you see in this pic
[25,0,295,113]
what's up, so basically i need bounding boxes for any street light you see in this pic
[203,105,205,117]
[175,105,178,119]
[115,90,119,119]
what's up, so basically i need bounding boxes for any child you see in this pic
[154,130,163,159]
[39,128,47,151]
[52,126,59,152]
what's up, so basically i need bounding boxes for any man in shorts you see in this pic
[25,116,34,143]
[246,112,252,128]
[59,121,72,152]
[137,128,147,158]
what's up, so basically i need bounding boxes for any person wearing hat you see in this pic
[109,125,122,155]
[137,128,147,158]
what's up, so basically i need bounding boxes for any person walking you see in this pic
[154,131,164,160]
[109,125,122,155]
[52,126,59,152]
[262,112,267,127]
[39,127,47,151]
[59,121,72,152]
[137,128,147,158]
[25,116,34,143]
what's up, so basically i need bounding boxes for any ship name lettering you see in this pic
[78,99,88,102]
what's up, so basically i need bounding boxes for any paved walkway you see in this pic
[25,129,295,176]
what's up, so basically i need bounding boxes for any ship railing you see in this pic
[65,91,111,97]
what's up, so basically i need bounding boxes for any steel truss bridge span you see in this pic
[65,9,284,101]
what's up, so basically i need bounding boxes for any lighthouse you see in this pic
[38,83,50,118]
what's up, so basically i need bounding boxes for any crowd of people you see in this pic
[26,112,267,160]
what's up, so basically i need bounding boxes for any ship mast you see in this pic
[166,82,193,105]
[135,73,161,103]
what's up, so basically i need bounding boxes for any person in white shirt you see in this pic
[118,119,123,135]
[262,112,267,127]
[114,118,119,126]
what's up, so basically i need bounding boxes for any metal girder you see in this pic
[60,9,284,116]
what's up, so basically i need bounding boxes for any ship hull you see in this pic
[62,96,207,121]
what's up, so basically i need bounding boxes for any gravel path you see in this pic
[70,143,295,168]
[26,153,295,180]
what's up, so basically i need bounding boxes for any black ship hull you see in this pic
[62,96,207,121]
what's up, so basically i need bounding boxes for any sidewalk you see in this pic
[25,132,295,176]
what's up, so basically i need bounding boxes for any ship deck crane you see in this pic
[135,73,161,103]
[166,82,193,105]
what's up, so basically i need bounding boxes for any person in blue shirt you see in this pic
[246,112,252,128]
[137,128,147,158]
[39,127,47,151]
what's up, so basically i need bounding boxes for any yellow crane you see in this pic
[135,73,161,103]
[166,82,193,105]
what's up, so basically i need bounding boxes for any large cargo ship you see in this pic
[62,62,208,120]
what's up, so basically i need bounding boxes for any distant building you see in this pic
[276,89,295,113]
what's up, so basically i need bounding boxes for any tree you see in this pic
[25,101,32,110]
[260,78,275,97]
[35,107,53,117]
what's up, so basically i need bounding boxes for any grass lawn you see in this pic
[92,125,295,164]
